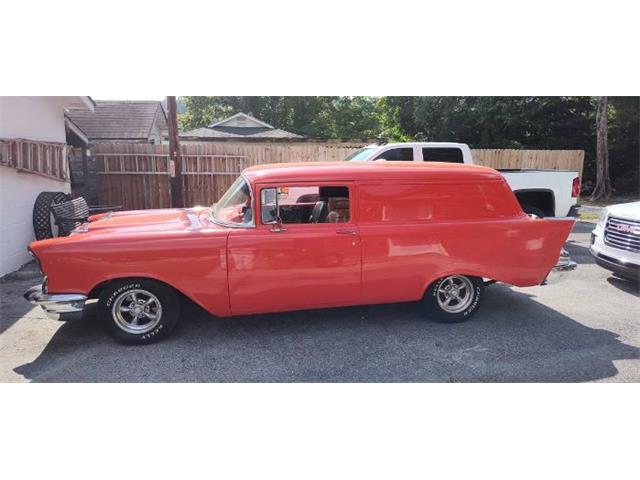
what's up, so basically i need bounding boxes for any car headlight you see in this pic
[597,209,608,228]
[27,247,44,275]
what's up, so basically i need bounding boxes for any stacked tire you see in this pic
[32,191,68,240]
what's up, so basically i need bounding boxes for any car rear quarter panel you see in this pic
[357,181,573,304]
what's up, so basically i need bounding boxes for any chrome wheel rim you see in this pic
[112,289,162,334]
[436,276,474,314]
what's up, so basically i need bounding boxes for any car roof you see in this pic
[364,142,469,149]
[242,161,501,185]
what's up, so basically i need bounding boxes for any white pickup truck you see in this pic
[347,142,581,217]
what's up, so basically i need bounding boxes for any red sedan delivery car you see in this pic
[25,162,576,344]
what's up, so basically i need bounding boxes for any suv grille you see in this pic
[604,216,640,253]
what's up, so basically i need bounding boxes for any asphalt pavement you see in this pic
[1,222,638,382]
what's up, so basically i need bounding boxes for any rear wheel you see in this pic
[522,205,546,218]
[98,279,180,344]
[422,275,484,323]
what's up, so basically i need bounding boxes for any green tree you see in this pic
[180,96,638,194]
[608,97,640,194]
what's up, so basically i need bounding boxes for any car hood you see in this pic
[605,201,640,221]
[82,207,218,234]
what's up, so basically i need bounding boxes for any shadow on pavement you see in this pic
[0,263,43,335]
[606,276,640,297]
[14,284,640,382]
[564,240,597,265]
[564,223,596,265]
[572,222,596,234]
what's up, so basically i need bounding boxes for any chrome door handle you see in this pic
[336,229,358,236]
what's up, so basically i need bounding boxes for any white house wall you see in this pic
[0,166,70,275]
[0,96,67,143]
[0,97,72,276]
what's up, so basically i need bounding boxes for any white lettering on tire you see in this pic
[105,283,141,307]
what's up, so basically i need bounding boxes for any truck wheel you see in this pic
[522,205,546,218]
[422,275,484,323]
[98,279,180,344]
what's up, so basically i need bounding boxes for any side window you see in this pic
[261,186,351,225]
[374,147,414,161]
[422,147,464,163]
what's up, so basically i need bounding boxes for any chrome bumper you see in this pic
[24,284,87,320]
[543,249,577,285]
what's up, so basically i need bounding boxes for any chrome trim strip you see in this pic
[604,215,640,253]
[210,173,256,229]
[542,248,577,285]
[605,235,640,246]
[608,216,640,226]
[605,231,640,241]
[24,284,87,319]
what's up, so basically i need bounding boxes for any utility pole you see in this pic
[167,96,184,208]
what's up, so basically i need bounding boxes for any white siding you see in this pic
[0,97,67,143]
[0,97,72,276]
[0,166,70,275]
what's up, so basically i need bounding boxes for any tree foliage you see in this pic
[180,96,639,194]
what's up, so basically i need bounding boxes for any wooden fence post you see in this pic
[167,96,184,208]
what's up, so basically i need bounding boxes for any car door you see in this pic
[227,182,362,315]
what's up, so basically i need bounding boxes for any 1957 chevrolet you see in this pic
[25,162,576,344]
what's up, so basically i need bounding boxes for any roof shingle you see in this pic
[180,111,304,140]
[180,126,304,140]
[66,100,166,141]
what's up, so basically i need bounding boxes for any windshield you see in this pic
[212,176,254,227]
[345,147,376,161]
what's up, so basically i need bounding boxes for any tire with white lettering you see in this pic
[98,278,180,344]
[422,275,484,323]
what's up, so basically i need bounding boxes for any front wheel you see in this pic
[98,279,180,344]
[422,275,484,323]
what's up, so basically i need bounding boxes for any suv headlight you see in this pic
[597,209,608,229]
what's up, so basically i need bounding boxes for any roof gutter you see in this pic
[64,116,89,145]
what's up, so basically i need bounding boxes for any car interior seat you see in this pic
[309,201,328,223]
[326,197,350,223]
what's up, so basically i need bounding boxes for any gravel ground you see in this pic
[1,222,638,382]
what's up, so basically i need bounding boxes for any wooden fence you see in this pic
[92,142,585,210]
[473,149,585,177]
[92,142,367,209]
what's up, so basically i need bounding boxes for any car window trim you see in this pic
[211,174,256,229]
[256,181,355,228]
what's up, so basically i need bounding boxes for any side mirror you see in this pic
[261,187,286,232]
[270,216,287,233]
